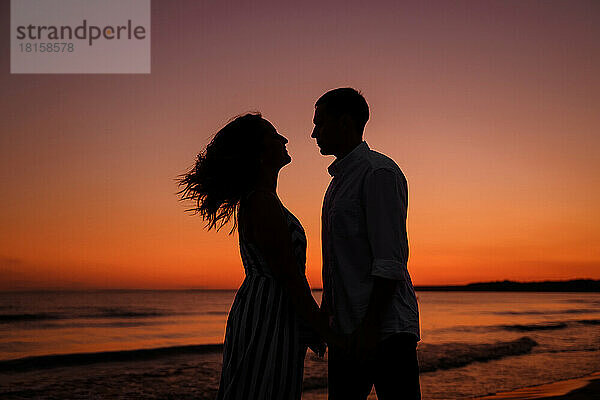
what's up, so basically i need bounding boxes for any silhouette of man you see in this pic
[312,88,421,399]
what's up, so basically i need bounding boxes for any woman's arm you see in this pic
[241,191,335,344]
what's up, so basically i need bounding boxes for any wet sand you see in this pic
[475,371,600,400]
[303,372,600,399]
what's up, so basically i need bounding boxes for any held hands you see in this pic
[313,309,347,357]
[309,340,327,358]
[315,310,379,362]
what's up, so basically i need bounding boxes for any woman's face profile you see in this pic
[259,120,291,170]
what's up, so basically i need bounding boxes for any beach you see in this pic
[1,347,599,399]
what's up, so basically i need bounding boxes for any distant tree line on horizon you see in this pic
[413,279,600,292]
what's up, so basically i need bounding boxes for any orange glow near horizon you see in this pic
[1,1,599,290]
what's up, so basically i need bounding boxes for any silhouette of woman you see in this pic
[177,113,338,399]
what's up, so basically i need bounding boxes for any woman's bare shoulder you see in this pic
[239,191,286,233]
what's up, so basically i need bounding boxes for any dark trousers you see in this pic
[328,333,421,400]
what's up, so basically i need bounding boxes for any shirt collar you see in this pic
[327,141,369,177]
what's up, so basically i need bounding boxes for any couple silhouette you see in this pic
[178,88,421,400]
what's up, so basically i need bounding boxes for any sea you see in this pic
[1,290,599,399]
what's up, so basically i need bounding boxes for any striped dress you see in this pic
[216,199,314,400]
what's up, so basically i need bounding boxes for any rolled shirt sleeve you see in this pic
[364,168,409,280]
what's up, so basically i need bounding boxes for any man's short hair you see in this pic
[315,88,369,133]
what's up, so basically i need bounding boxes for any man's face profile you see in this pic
[312,104,341,156]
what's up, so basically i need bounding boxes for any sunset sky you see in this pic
[1,0,598,290]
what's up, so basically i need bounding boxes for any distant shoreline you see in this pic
[414,279,600,292]
[1,279,599,292]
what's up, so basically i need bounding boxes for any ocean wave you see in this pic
[544,346,600,354]
[0,344,224,372]
[91,308,166,318]
[431,318,600,334]
[501,322,568,332]
[0,313,61,322]
[0,309,165,323]
[496,319,600,331]
[0,308,225,324]
[0,337,538,375]
[578,319,600,325]
[492,308,600,316]
[35,320,171,329]
[418,336,538,372]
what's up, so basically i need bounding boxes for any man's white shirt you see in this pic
[321,141,420,341]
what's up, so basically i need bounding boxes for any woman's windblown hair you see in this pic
[177,113,267,233]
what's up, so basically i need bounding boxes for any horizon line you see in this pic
[1,278,598,292]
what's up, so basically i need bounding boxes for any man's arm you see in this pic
[350,168,409,360]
